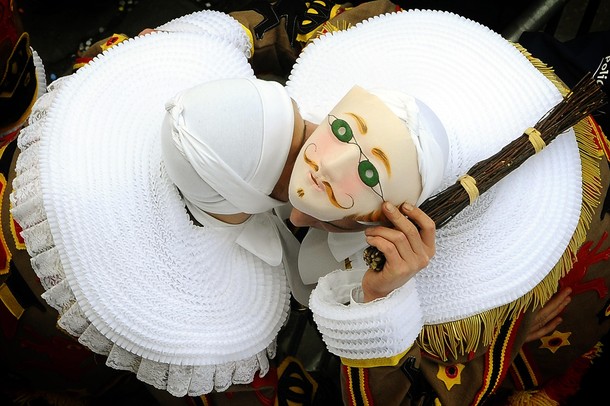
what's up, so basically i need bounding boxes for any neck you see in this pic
[208,212,251,224]
[304,119,317,140]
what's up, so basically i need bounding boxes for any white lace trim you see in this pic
[309,269,422,359]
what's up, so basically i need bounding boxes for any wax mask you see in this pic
[288,86,422,222]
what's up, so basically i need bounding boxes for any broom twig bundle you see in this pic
[365,74,607,271]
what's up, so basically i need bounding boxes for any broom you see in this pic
[364,74,607,271]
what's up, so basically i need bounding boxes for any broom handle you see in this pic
[365,74,607,271]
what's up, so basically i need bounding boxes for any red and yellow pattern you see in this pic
[343,365,374,406]
[472,312,524,404]
[436,363,465,391]
[72,33,128,70]
[539,330,572,354]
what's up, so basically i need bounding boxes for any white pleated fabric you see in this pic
[10,11,290,396]
[290,10,581,358]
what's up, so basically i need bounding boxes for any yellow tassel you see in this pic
[418,45,604,361]
[508,390,560,406]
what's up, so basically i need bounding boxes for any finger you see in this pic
[388,205,432,258]
[400,203,435,250]
[366,203,418,244]
[526,288,572,343]
[365,234,405,270]
[365,231,429,278]
[533,302,568,334]
[139,28,156,36]
[363,236,420,300]
[382,202,413,230]
[383,203,425,248]
[537,288,572,321]
[526,316,563,342]
[548,287,572,307]
[367,205,424,258]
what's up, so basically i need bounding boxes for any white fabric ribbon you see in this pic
[235,212,283,266]
[327,231,368,262]
[413,99,449,205]
[166,99,285,214]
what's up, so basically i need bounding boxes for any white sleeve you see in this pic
[308,268,423,361]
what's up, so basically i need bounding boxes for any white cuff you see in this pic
[309,269,423,360]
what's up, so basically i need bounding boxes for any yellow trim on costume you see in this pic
[99,33,129,52]
[540,330,571,353]
[345,367,357,405]
[345,366,373,406]
[276,355,319,402]
[10,211,26,251]
[592,119,610,160]
[0,143,9,161]
[0,32,32,99]
[437,363,465,390]
[508,389,558,405]
[341,347,410,368]
[516,349,540,387]
[1,126,24,254]
[239,23,254,58]
[296,4,350,43]
[0,282,24,319]
[418,46,604,361]
[358,368,372,406]
[72,61,89,70]
[0,173,11,275]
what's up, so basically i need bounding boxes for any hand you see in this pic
[138,28,157,36]
[361,202,435,302]
[525,287,572,342]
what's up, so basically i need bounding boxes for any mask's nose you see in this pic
[317,144,360,180]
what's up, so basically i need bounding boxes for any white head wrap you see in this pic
[161,77,294,218]
[368,88,449,205]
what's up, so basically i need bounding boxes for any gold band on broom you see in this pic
[364,74,607,272]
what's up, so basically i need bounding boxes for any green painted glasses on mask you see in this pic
[328,114,385,200]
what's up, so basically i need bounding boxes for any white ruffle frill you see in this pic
[309,269,422,361]
[11,76,284,397]
[10,11,291,397]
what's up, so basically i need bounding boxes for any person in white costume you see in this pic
[9,7,610,406]
[160,9,610,406]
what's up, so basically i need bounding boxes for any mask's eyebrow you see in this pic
[343,112,391,177]
[346,112,367,134]
[371,147,391,176]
